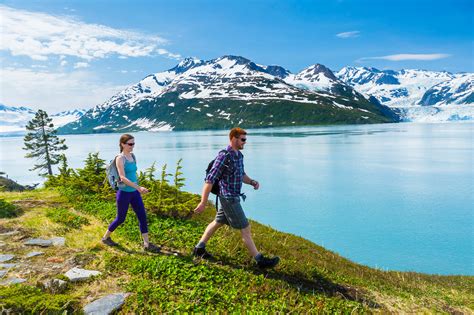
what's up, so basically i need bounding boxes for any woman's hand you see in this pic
[138,186,149,194]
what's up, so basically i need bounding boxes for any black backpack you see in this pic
[206,150,231,208]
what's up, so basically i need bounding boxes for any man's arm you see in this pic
[243,174,259,190]
[194,182,213,213]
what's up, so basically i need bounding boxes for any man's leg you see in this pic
[240,225,259,257]
[193,220,223,258]
[198,220,224,244]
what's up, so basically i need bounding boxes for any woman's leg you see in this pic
[129,191,149,245]
[104,190,131,238]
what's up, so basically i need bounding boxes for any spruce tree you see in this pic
[23,109,68,176]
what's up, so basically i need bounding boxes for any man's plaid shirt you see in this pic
[205,145,246,197]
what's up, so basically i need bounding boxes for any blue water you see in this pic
[1,122,473,275]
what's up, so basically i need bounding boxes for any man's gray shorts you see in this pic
[215,196,249,229]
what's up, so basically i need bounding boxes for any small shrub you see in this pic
[46,207,89,229]
[0,198,22,218]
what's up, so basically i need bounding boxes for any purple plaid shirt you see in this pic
[205,145,246,197]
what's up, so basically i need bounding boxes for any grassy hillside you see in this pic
[0,156,472,313]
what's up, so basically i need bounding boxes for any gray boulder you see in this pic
[26,251,44,258]
[64,267,101,282]
[0,277,26,286]
[51,237,66,246]
[24,238,53,247]
[0,254,14,263]
[83,293,129,315]
[0,263,17,269]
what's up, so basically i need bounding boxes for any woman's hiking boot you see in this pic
[192,246,213,259]
[101,237,118,247]
[256,255,280,269]
[144,243,161,253]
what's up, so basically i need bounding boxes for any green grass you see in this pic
[0,188,472,313]
[46,207,89,230]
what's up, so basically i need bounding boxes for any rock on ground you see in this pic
[24,238,53,247]
[64,267,101,282]
[0,254,14,263]
[0,277,26,286]
[83,293,129,315]
[25,251,44,258]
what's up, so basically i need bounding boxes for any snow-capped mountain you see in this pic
[336,67,474,121]
[285,64,342,93]
[60,56,397,134]
[419,74,473,106]
[0,104,86,135]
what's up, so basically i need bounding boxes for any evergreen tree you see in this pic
[76,152,106,193]
[23,109,68,176]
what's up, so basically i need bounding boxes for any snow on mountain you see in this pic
[61,56,397,134]
[337,67,474,121]
[50,109,87,127]
[85,55,325,119]
[336,67,455,107]
[285,64,341,92]
[0,104,86,135]
[89,57,203,118]
[419,74,473,106]
[0,104,36,134]
[165,55,309,100]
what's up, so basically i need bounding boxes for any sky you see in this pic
[0,0,473,113]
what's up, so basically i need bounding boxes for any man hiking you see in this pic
[193,127,280,268]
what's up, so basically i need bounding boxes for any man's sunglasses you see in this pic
[240,138,247,142]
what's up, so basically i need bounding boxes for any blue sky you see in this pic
[1,0,472,112]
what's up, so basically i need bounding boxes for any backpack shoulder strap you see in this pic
[131,153,136,163]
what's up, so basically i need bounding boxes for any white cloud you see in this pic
[0,67,128,113]
[60,60,68,66]
[73,62,89,69]
[0,5,181,62]
[360,53,451,61]
[336,31,360,39]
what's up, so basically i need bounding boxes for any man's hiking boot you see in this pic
[144,243,161,253]
[101,237,118,247]
[256,255,280,269]
[192,247,213,259]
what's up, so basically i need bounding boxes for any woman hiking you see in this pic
[101,134,160,253]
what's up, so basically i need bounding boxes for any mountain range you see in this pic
[0,104,85,136]
[58,56,399,133]
[336,67,474,122]
[2,55,472,135]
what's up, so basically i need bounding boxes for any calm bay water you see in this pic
[1,122,473,275]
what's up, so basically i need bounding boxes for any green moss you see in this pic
[0,285,79,314]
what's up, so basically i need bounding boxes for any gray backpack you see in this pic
[105,154,135,190]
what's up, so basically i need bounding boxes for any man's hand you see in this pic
[194,201,206,214]
[250,180,260,190]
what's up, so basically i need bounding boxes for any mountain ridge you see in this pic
[58,56,398,134]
